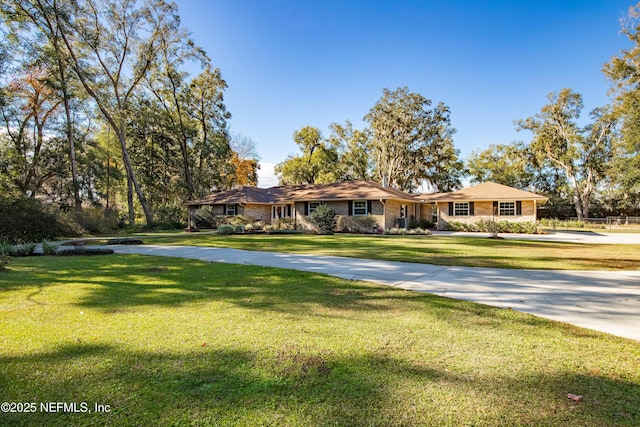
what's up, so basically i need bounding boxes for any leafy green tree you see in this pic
[275,126,339,185]
[466,142,572,217]
[309,204,337,234]
[327,121,373,181]
[364,87,463,192]
[516,89,617,219]
[145,25,209,199]
[0,0,83,207]
[127,93,184,208]
[186,65,233,195]
[467,142,538,189]
[83,126,126,212]
[603,2,640,208]
[0,68,63,197]
[48,0,188,224]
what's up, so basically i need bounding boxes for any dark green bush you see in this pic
[446,220,537,234]
[191,206,255,229]
[191,205,217,228]
[310,205,337,234]
[56,248,114,256]
[217,224,235,235]
[0,197,80,243]
[337,215,378,233]
[154,204,187,229]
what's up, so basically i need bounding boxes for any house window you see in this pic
[308,202,322,214]
[353,201,367,216]
[400,204,409,218]
[225,204,237,216]
[499,201,516,216]
[454,202,469,216]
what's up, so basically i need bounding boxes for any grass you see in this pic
[119,233,640,270]
[1,255,639,426]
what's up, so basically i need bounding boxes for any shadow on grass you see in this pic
[1,341,639,426]
[0,255,422,316]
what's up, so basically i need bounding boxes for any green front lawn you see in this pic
[1,255,639,426]
[128,233,640,270]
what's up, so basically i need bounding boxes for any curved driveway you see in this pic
[100,243,640,342]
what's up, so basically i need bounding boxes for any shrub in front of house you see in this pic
[310,205,337,234]
[337,214,378,233]
[446,220,537,234]
[222,215,255,226]
[409,218,435,229]
[217,224,235,235]
[272,218,297,230]
[445,221,479,232]
[383,228,430,235]
[407,228,431,235]
[191,205,218,228]
[191,207,256,229]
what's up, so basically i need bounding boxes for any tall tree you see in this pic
[364,87,463,192]
[467,142,536,189]
[1,0,85,209]
[466,142,571,217]
[0,68,62,197]
[326,120,373,181]
[186,65,232,195]
[145,22,208,199]
[50,0,186,224]
[516,89,617,219]
[275,126,339,185]
[229,133,260,188]
[603,1,640,205]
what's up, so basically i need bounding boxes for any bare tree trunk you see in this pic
[59,66,81,209]
[117,126,153,224]
[572,186,584,220]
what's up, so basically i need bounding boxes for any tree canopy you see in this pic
[515,89,617,219]
[364,87,463,192]
[0,0,258,226]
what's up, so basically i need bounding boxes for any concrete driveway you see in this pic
[98,244,640,342]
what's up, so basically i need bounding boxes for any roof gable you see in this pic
[434,182,548,202]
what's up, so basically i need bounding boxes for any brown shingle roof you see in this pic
[185,186,287,205]
[433,182,548,202]
[414,192,448,203]
[283,180,417,202]
[187,181,547,206]
[186,180,419,205]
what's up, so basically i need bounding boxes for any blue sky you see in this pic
[174,0,634,187]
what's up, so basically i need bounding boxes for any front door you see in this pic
[272,204,291,219]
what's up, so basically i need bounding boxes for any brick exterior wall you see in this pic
[383,200,417,230]
[436,200,538,230]
[243,204,271,223]
[418,204,435,222]
[292,200,395,231]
